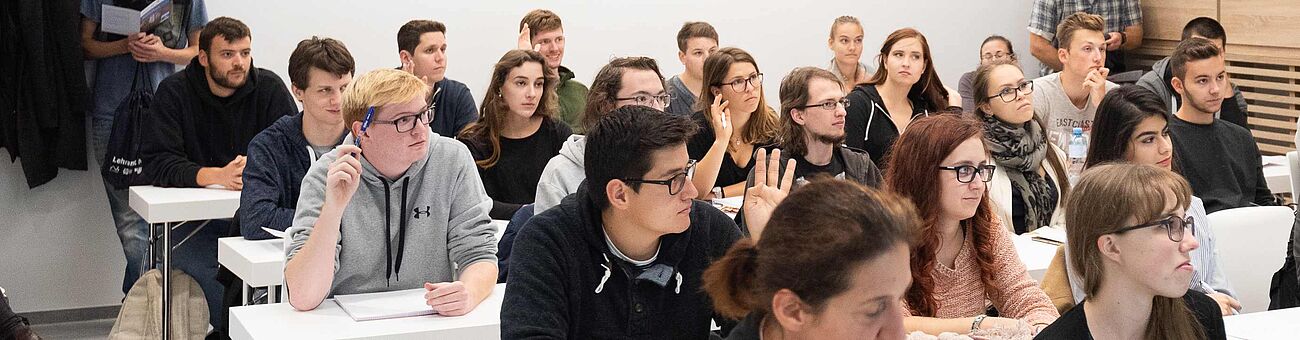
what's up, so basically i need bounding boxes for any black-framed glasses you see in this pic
[937,164,997,183]
[1113,215,1196,242]
[980,52,1016,61]
[715,73,763,92]
[622,159,697,195]
[986,81,1034,103]
[797,98,851,111]
[615,94,672,109]
[369,109,432,133]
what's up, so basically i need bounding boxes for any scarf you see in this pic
[981,114,1055,232]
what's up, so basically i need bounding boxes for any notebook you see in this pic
[333,288,435,322]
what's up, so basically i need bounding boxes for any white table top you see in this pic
[217,237,285,288]
[230,283,506,340]
[1224,307,1300,339]
[1013,235,1059,282]
[1263,162,1290,194]
[128,185,241,224]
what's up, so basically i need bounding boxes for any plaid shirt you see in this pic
[1027,0,1142,75]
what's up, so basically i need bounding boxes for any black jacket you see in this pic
[428,77,479,138]
[844,84,935,168]
[143,57,296,187]
[502,184,743,339]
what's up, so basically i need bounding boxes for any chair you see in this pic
[1288,151,1299,196]
[1207,206,1294,313]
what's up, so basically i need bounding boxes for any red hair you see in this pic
[883,113,1000,316]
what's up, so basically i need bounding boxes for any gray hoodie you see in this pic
[285,133,497,296]
[532,135,586,214]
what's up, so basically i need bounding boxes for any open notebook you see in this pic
[333,288,435,321]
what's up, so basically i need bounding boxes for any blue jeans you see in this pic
[91,117,150,296]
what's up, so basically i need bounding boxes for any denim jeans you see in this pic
[91,116,150,296]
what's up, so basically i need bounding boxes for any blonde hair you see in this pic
[1066,164,1206,340]
[341,68,429,130]
[1056,12,1106,50]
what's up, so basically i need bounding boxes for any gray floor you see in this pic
[29,319,114,340]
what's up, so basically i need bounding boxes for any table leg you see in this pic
[162,221,171,340]
[243,284,250,306]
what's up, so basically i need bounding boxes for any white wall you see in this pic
[0,0,1037,314]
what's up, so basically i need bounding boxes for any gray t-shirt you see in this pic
[81,0,208,121]
[666,75,697,116]
[1031,72,1118,144]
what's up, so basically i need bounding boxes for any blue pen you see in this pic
[357,106,375,148]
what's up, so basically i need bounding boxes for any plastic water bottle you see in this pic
[1067,127,1088,184]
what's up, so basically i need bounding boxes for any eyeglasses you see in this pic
[797,98,851,111]
[1113,215,1196,242]
[715,73,763,92]
[615,94,672,110]
[937,164,997,183]
[980,52,1015,61]
[622,159,697,195]
[986,81,1034,103]
[366,108,432,133]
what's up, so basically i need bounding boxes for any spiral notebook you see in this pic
[333,288,435,322]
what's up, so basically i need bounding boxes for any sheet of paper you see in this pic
[260,227,287,239]
[100,4,142,35]
[1262,155,1287,166]
[1028,226,1067,245]
[333,288,435,322]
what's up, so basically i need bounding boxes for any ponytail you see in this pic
[702,238,761,319]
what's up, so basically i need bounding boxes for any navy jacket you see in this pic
[238,113,342,239]
[429,77,478,138]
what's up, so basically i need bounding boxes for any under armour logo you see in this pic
[413,206,432,219]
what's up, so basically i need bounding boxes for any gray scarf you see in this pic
[981,114,1055,232]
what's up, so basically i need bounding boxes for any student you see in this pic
[884,114,1058,335]
[283,68,498,315]
[534,56,669,214]
[1078,86,1239,315]
[517,9,588,130]
[141,16,296,329]
[1031,12,1119,145]
[1166,38,1275,213]
[844,28,951,167]
[959,36,1017,113]
[457,50,571,220]
[240,37,354,240]
[689,47,780,199]
[1136,17,1249,129]
[79,0,207,297]
[1036,164,1226,339]
[972,60,1070,234]
[756,66,881,187]
[704,179,917,340]
[826,16,873,94]
[501,106,795,338]
[1028,1,1143,75]
[667,21,719,116]
[396,20,478,137]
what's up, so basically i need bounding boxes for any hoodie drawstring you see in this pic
[864,103,877,142]
[595,254,612,294]
[674,272,683,294]
[382,177,413,285]
[394,177,410,280]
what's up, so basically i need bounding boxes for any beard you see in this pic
[1183,90,1222,115]
[209,64,248,90]
[811,130,846,146]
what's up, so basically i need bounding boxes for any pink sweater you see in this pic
[903,222,1059,327]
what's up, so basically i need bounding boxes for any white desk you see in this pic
[710,196,742,219]
[218,237,285,305]
[1013,235,1059,282]
[230,283,506,340]
[1263,162,1290,194]
[129,185,241,339]
[491,219,507,245]
[1224,307,1300,339]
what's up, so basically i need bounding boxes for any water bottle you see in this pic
[1067,127,1089,184]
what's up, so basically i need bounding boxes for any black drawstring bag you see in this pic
[101,65,153,189]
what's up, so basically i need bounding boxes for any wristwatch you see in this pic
[971,314,987,333]
[1118,31,1128,46]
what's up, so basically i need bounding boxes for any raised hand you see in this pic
[743,148,795,239]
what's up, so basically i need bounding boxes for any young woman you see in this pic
[1073,86,1240,315]
[458,49,572,220]
[704,179,917,340]
[1036,164,1226,339]
[884,114,1058,335]
[972,59,1071,234]
[960,36,1017,113]
[845,28,953,167]
[688,47,779,199]
[826,16,871,94]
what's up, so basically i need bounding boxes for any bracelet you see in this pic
[1118,31,1128,45]
[971,314,987,333]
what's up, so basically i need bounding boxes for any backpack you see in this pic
[109,269,209,339]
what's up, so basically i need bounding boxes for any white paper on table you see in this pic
[1262,155,1287,166]
[333,288,435,322]
[100,4,142,35]
[260,227,287,239]
[1028,226,1067,245]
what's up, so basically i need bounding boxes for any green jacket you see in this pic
[555,66,588,132]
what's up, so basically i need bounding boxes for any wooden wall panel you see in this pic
[1221,0,1300,50]
[1140,0,1218,41]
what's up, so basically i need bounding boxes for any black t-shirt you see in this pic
[686,112,763,188]
[1010,176,1059,234]
[793,150,845,184]
[459,119,572,219]
[1034,290,1226,340]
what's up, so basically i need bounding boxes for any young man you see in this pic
[283,68,498,316]
[239,37,354,240]
[397,20,478,137]
[79,0,207,297]
[666,21,719,116]
[1031,12,1119,144]
[1167,38,1276,214]
[140,16,295,329]
[502,105,792,338]
[1137,17,1249,129]
[1028,0,1143,75]
[755,67,881,188]
[517,9,588,131]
